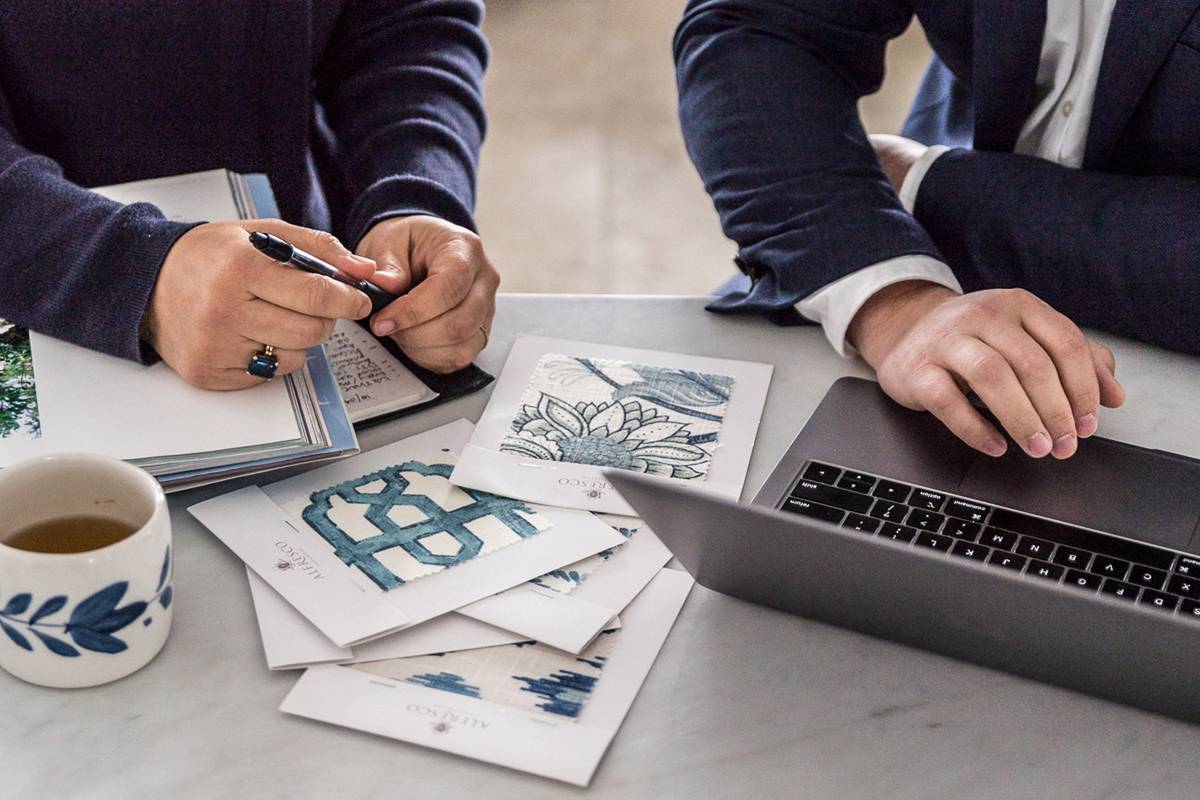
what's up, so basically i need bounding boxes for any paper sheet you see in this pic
[451,336,773,514]
[281,568,694,787]
[190,420,625,647]
[326,321,437,422]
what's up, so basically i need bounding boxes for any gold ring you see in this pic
[264,344,275,358]
[479,325,490,349]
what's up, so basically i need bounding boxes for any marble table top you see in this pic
[7,295,1200,800]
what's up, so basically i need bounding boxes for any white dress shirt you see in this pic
[800,0,1120,355]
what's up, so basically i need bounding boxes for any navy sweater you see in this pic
[0,1,487,362]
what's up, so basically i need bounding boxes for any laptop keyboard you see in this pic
[782,461,1200,620]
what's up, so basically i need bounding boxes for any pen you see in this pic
[248,231,395,313]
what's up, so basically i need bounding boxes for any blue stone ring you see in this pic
[246,344,278,380]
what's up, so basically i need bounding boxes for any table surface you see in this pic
[8,294,1200,800]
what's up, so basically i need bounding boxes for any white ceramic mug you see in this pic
[0,453,173,688]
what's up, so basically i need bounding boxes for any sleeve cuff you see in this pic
[794,255,962,356]
[898,145,951,214]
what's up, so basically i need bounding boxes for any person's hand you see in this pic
[144,220,377,390]
[355,215,499,373]
[869,133,928,193]
[848,281,1126,459]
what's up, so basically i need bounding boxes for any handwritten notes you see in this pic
[327,321,436,422]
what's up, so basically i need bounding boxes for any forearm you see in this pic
[0,138,195,362]
[914,148,1200,352]
[676,0,942,316]
[318,0,488,247]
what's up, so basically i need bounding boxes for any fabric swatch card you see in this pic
[451,336,772,514]
[281,568,694,787]
[189,419,625,647]
[246,514,667,668]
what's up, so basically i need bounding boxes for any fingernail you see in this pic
[984,438,1007,457]
[1028,431,1052,458]
[1076,413,1098,438]
[357,298,371,319]
[1052,433,1077,459]
[374,318,396,336]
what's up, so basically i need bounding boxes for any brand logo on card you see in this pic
[407,703,490,731]
[273,541,326,580]
[557,477,611,500]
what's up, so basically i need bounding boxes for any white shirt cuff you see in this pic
[898,145,950,213]
[795,255,962,356]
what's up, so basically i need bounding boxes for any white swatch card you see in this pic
[450,336,772,514]
[281,568,694,787]
[246,514,669,668]
[189,420,625,647]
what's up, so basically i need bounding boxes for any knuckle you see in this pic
[1011,348,1049,377]
[968,353,1005,383]
[296,316,328,346]
[1043,408,1075,431]
[446,315,476,343]
[303,275,333,312]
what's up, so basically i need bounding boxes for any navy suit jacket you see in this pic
[678,0,1200,352]
[0,1,486,363]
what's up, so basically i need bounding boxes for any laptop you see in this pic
[606,376,1200,723]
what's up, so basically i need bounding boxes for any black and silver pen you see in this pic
[248,231,395,313]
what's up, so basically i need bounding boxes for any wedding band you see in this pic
[246,344,279,379]
[479,325,490,349]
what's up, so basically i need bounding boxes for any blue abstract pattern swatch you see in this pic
[530,523,638,594]
[500,355,733,480]
[300,456,550,591]
[355,629,620,720]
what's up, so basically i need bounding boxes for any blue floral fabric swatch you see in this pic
[354,629,619,720]
[500,355,733,480]
[300,455,550,591]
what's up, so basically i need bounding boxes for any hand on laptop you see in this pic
[144,220,376,390]
[848,281,1125,459]
[357,215,499,374]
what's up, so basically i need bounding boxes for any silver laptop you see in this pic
[607,376,1200,722]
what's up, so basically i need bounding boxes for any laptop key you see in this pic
[879,523,917,543]
[871,480,912,503]
[910,489,946,511]
[1139,590,1179,613]
[951,541,990,562]
[1130,566,1168,590]
[1100,579,1139,601]
[836,476,874,494]
[944,519,981,541]
[1089,556,1130,581]
[801,462,841,485]
[988,551,1027,571]
[1015,536,1054,559]
[1167,574,1200,599]
[1064,569,1102,592]
[915,531,953,552]
[944,498,990,524]
[869,500,908,522]
[906,510,945,531]
[989,508,1176,570]
[1052,546,1091,569]
[981,528,1017,551]
[782,498,845,524]
[789,480,873,514]
[841,513,880,534]
[1179,599,1200,620]
[1176,556,1200,578]
[1027,560,1063,581]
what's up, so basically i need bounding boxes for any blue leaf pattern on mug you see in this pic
[500,355,732,480]
[0,545,173,658]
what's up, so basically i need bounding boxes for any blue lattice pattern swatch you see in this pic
[500,355,733,480]
[354,628,620,720]
[299,452,551,591]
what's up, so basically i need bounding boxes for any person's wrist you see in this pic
[847,280,957,367]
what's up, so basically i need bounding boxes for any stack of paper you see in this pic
[189,336,772,785]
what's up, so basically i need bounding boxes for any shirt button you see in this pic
[1062,100,1074,117]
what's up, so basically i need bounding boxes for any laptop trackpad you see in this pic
[957,438,1200,550]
